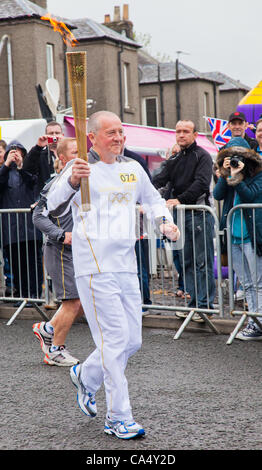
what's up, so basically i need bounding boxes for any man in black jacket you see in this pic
[153,120,215,321]
[23,121,64,197]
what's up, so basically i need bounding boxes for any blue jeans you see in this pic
[173,250,184,291]
[135,239,152,307]
[179,211,215,309]
[232,242,262,331]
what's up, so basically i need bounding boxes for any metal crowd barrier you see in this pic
[1,205,224,333]
[0,209,49,325]
[136,204,223,339]
[4,204,260,343]
[225,204,262,345]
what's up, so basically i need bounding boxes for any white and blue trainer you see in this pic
[70,364,97,417]
[236,323,262,341]
[104,416,145,439]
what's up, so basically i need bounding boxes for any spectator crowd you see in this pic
[1,109,262,441]
[1,110,262,351]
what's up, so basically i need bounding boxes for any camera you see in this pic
[230,155,244,168]
[47,136,58,144]
[9,145,18,151]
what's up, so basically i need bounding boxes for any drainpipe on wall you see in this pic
[213,82,217,118]
[158,64,165,127]
[0,35,14,119]
[175,58,181,121]
[118,43,124,121]
[63,41,69,109]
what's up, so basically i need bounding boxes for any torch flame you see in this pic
[41,13,78,47]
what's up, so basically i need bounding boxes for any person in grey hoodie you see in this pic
[32,138,83,367]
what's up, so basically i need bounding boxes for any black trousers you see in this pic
[4,240,43,299]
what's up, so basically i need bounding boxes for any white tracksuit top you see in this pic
[47,158,173,278]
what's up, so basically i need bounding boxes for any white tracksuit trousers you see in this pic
[76,272,142,422]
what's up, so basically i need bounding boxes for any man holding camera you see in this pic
[23,121,64,197]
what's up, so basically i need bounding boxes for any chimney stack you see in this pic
[104,14,111,23]
[123,4,129,20]
[30,0,47,9]
[113,6,121,21]
[103,5,134,40]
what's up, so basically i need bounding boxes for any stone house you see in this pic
[0,0,67,120]
[0,0,250,134]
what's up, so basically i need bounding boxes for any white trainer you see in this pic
[70,364,97,417]
[32,322,53,354]
[44,346,79,367]
[104,416,145,439]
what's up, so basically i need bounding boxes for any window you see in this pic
[46,44,54,79]
[204,92,210,131]
[142,97,159,127]
[123,63,130,109]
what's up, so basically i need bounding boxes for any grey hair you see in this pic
[87,111,120,134]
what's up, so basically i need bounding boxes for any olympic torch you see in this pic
[66,51,90,211]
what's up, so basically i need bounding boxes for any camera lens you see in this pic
[230,157,239,168]
[230,155,243,168]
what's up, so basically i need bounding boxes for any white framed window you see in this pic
[204,92,210,131]
[142,97,159,127]
[123,63,130,108]
[46,44,54,79]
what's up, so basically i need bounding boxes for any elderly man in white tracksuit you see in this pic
[47,110,180,440]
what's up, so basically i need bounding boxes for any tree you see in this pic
[133,31,172,63]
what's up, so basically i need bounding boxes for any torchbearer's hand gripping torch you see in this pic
[66,51,90,211]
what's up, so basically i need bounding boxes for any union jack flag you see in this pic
[205,117,232,150]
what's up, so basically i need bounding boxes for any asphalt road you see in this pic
[1,318,262,454]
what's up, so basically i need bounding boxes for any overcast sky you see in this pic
[47,0,261,89]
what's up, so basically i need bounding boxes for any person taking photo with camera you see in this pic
[0,141,43,304]
[214,136,262,341]
[23,121,64,197]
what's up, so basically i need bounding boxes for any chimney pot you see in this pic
[30,0,47,8]
[104,14,111,23]
[114,6,121,21]
[123,4,129,20]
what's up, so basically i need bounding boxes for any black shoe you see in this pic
[13,301,34,308]
[5,286,13,297]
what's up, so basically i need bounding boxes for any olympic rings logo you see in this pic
[108,192,132,204]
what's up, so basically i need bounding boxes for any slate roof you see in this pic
[202,71,250,91]
[70,17,140,47]
[0,0,47,20]
[138,49,159,65]
[139,61,222,85]
[0,0,74,27]
[0,1,139,47]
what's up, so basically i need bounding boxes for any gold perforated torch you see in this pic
[66,51,90,211]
